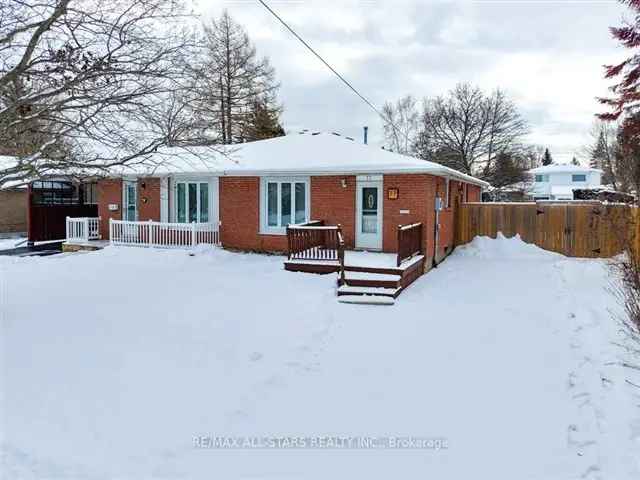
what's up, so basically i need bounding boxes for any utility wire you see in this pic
[257,0,403,139]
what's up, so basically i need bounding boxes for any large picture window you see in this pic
[262,177,309,233]
[175,181,209,223]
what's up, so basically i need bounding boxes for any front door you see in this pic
[123,181,137,221]
[356,180,383,250]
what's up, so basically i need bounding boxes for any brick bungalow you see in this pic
[95,132,487,267]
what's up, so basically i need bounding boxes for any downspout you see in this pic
[432,186,443,269]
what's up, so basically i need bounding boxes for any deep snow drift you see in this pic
[1,235,639,479]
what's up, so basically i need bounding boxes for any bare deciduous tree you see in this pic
[381,95,420,155]
[0,0,207,187]
[195,10,281,145]
[416,83,529,175]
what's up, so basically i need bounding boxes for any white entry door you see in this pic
[356,179,383,250]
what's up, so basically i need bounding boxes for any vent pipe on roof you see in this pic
[363,126,368,145]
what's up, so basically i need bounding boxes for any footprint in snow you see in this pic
[263,374,286,388]
[249,352,263,362]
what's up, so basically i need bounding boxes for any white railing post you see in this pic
[148,219,153,248]
[192,221,196,247]
[109,218,113,245]
[66,216,70,240]
[83,218,89,242]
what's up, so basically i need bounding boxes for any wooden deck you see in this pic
[285,221,425,303]
[285,250,426,300]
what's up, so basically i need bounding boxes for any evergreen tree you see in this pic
[542,148,553,166]
[571,156,580,166]
[241,100,285,141]
[486,151,529,189]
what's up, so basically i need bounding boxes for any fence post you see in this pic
[148,219,153,248]
[192,221,196,247]
[109,218,113,246]
[65,216,70,241]
[83,218,89,242]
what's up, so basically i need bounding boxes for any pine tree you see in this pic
[242,100,285,141]
[571,156,580,166]
[542,148,553,166]
[598,0,640,123]
[486,151,529,189]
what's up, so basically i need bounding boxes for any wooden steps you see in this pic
[338,295,395,306]
[336,255,425,301]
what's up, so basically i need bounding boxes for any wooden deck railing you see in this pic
[286,220,343,262]
[397,222,423,266]
[337,228,346,284]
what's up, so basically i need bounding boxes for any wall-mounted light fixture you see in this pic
[341,178,347,188]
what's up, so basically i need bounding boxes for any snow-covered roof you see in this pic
[529,164,602,174]
[1,132,489,189]
[113,132,489,187]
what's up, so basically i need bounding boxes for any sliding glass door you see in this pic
[175,182,209,223]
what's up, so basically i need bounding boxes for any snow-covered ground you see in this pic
[1,236,639,479]
[0,237,25,251]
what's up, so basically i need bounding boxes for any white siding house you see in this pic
[527,164,602,201]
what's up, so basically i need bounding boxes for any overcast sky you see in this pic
[199,0,628,163]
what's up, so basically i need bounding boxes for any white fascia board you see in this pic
[107,167,489,188]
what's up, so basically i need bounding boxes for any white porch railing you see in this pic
[109,219,220,248]
[66,217,101,243]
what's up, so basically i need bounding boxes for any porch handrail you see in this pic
[337,228,346,284]
[397,222,423,266]
[287,220,343,262]
[66,216,101,243]
[109,219,220,249]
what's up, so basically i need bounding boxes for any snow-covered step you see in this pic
[344,271,401,282]
[337,285,401,298]
[337,295,395,306]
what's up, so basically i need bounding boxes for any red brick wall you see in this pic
[0,190,27,233]
[97,179,122,239]
[219,177,287,252]
[310,176,356,248]
[467,184,481,202]
[137,177,161,221]
[382,174,437,263]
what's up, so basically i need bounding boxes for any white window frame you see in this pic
[260,176,310,235]
[571,174,587,183]
[535,174,549,183]
[174,180,211,223]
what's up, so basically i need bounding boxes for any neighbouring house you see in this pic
[527,164,602,201]
[0,186,27,237]
[86,132,487,269]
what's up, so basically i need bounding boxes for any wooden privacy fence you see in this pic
[455,202,637,259]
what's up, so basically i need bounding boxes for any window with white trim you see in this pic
[261,177,309,233]
[572,174,587,182]
[175,181,209,223]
